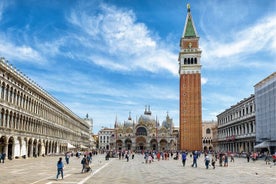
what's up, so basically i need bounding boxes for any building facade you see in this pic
[178,4,202,151]
[98,128,115,150]
[109,106,178,152]
[202,121,217,151]
[254,72,276,153]
[0,58,91,160]
[217,95,256,153]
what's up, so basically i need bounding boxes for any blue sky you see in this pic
[1,0,276,133]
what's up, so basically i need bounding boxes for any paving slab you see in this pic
[0,153,275,184]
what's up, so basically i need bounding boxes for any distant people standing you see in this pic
[230,153,235,162]
[119,151,122,160]
[126,152,129,162]
[219,154,223,166]
[56,157,64,181]
[181,151,187,167]
[246,152,250,162]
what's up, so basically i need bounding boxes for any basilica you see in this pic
[109,106,179,152]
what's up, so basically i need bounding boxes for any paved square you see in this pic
[0,154,275,184]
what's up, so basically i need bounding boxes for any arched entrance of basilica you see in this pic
[116,140,123,151]
[150,139,158,151]
[125,139,132,150]
[160,139,168,151]
[136,137,146,151]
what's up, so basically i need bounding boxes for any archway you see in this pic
[159,139,168,151]
[150,139,158,151]
[14,137,21,158]
[125,139,132,150]
[116,140,123,151]
[136,137,146,151]
[45,140,48,155]
[28,139,33,157]
[136,127,147,136]
[0,136,7,153]
[21,138,27,158]
[33,139,37,157]
[38,140,42,157]
[8,137,14,160]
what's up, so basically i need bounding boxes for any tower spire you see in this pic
[187,3,191,12]
[182,3,198,38]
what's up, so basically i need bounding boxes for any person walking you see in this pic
[265,153,270,165]
[65,152,70,164]
[56,157,64,181]
[181,151,187,167]
[1,152,6,163]
[81,155,88,173]
[205,155,210,169]
[211,157,216,169]
[191,151,198,168]
[224,154,228,167]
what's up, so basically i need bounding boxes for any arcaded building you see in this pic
[109,106,178,152]
[0,58,91,160]
[178,4,202,151]
[217,95,256,153]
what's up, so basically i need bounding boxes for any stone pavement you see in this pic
[0,153,275,184]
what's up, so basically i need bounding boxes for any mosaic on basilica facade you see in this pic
[109,106,179,152]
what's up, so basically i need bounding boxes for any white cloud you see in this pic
[201,77,208,85]
[201,13,276,69]
[0,39,44,63]
[67,3,178,76]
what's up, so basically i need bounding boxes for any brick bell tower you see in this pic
[178,4,202,151]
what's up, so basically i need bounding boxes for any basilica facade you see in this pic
[0,58,91,160]
[109,106,179,152]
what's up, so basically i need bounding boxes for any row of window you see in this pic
[0,108,81,141]
[181,57,198,65]
[218,96,255,125]
[218,121,255,139]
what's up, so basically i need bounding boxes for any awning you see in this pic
[254,141,270,149]
[80,144,88,149]
[67,143,76,149]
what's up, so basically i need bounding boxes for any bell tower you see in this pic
[178,4,202,151]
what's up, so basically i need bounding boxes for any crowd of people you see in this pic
[54,149,276,181]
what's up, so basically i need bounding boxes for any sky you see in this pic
[1,0,276,133]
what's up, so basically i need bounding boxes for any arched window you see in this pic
[184,58,187,64]
[136,127,147,136]
[206,128,211,134]
[195,58,197,64]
